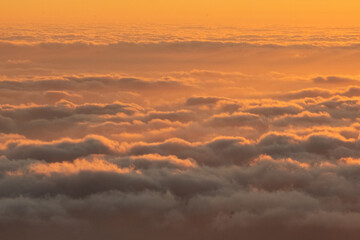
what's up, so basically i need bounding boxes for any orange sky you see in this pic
[1,0,360,26]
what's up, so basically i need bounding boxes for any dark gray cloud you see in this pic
[186,96,225,106]
[245,105,303,117]
[1,135,117,162]
[1,145,360,239]
[313,76,360,84]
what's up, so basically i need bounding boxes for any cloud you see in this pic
[245,104,303,117]
[186,96,225,106]
[272,111,334,127]
[1,123,360,239]
[3,40,360,79]
[1,147,360,239]
[3,27,360,239]
[206,113,268,131]
[0,76,191,93]
[279,88,334,100]
[1,135,118,162]
[312,76,360,84]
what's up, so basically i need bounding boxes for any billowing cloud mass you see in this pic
[1,24,360,240]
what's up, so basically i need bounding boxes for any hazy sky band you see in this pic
[2,0,360,25]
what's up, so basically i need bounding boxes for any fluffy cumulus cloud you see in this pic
[2,25,360,240]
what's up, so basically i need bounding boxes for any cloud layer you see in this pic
[2,25,360,239]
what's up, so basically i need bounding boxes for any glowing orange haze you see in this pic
[1,0,360,26]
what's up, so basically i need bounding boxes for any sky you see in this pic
[1,0,360,25]
[2,1,360,240]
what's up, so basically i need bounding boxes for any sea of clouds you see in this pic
[1,25,360,239]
